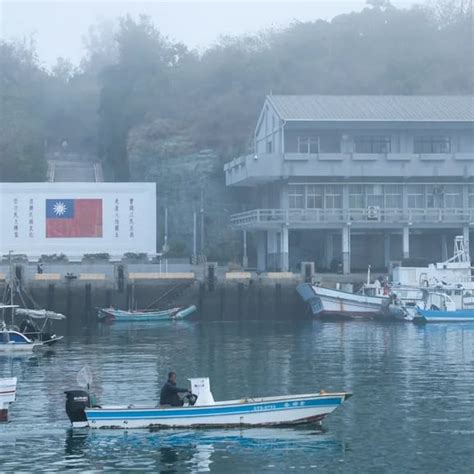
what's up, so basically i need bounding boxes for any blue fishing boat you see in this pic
[415,307,474,323]
[65,377,351,429]
[98,305,196,322]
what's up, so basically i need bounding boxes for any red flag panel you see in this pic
[46,199,102,238]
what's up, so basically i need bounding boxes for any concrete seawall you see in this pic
[0,263,308,321]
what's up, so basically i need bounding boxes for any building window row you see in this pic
[288,184,468,209]
[294,135,452,154]
[354,136,391,154]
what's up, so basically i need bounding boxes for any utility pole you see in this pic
[192,211,197,262]
[163,207,169,253]
[200,188,205,255]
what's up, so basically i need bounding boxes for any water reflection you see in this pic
[1,320,473,472]
[63,427,343,472]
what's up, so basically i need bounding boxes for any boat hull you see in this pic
[297,283,386,318]
[98,306,195,322]
[81,394,349,430]
[416,308,474,322]
[0,377,17,422]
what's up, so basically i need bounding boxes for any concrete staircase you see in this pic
[47,156,103,183]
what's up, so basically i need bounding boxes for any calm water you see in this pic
[1,319,473,472]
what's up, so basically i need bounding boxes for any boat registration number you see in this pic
[253,404,277,411]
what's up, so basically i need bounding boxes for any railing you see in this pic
[230,208,474,227]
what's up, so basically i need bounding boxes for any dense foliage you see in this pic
[0,1,471,258]
[1,1,472,183]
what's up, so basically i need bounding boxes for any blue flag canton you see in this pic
[46,199,75,219]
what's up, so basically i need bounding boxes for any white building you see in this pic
[0,182,156,260]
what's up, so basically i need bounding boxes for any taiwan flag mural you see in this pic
[46,199,103,238]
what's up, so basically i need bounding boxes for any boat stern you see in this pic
[65,390,92,428]
[0,377,17,422]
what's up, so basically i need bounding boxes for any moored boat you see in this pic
[297,283,388,318]
[415,307,474,323]
[98,305,196,322]
[65,377,351,429]
[0,377,17,422]
[0,304,64,351]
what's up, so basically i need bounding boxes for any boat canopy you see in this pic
[16,309,66,320]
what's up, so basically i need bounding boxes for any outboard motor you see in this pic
[64,390,90,425]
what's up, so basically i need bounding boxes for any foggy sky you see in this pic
[1,1,420,67]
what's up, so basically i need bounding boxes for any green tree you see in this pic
[98,15,192,181]
[0,39,47,181]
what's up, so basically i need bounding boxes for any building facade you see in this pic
[224,95,474,273]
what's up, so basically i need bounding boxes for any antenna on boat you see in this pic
[77,366,93,391]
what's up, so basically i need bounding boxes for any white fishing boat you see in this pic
[0,305,64,351]
[393,236,474,291]
[65,376,351,429]
[0,377,17,422]
[297,274,389,318]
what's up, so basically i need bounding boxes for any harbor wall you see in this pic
[0,268,308,322]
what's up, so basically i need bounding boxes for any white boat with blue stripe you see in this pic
[65,378,351,430]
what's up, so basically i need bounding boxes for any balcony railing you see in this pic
[230,208,474,228]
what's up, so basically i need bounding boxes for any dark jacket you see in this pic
[160,380,188,406]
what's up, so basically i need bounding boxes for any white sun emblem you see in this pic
[53,201,67,216]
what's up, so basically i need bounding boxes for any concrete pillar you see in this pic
[463,225,470,248]
[402,226,410,259]
[280,226,289,272]
[441,234,448,262]
[325,232,334,269]
[342,184,349,221]
[256,231,266,271]
[342,226,351,274]
[384,233,391,270]
[267,230,279,270]
[242,230,248,269]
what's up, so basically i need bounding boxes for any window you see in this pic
[288,185,305,208]
[266,140,273,153]
[325,185,342,209]
[306,185,324,208]
[298,137,319,154]
[354,136,391,153]
[444,184,462,207]
[407,185,425,208]
[365,184,384,208]
[384,185,402,208]
[414,136,451,154]
[349,185,365,208]
[426,185,444,208]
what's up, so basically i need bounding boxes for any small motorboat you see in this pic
[65,377,351,429]
[98,305,196,322]
[415,307,474,323]
[413,291,474,322]
[0,377,17,422]
[1,326,43,352]
[16,308,65,345]
[0,305,64,350]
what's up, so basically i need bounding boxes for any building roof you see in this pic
[267,95,474,122]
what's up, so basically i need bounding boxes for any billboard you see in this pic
[0,183,156,259]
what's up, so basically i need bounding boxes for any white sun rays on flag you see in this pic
[53,201,67,216]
